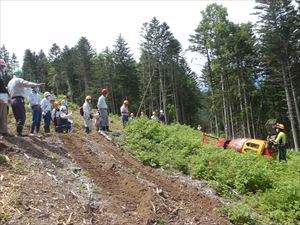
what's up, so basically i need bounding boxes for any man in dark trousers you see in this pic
[274,123,287,162]
[7,75,45,136]
[158,110,166,124]
[0,59,10,137]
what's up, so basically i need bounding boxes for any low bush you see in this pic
[121,118,300,224]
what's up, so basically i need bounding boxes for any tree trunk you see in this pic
[205,47,219,136]
[249,101,256,139]
[221,70,228,139]
[171,63,179,122]
[237,72,246,137]
[243,86,251,138]
[281,63,299,150]
[228,95,235,139]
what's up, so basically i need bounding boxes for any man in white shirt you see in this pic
[41,92,52,133]
[28,87,42,136]
[7,76,44,136]
[97,88,110,132]
[120,99,129,128]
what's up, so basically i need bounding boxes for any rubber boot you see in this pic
[85,127,90,133]
[30,125,35,134]
[17,126,23,137]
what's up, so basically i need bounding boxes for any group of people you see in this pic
[0,58,113,137]
[120,99,166,128]
[0,58,74,137]
[0,59,45,137]
[81,88,110,133]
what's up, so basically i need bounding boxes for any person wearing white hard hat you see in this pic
[41,91,52,134]
[158,110,166,124]
[55,105,72,133]
[7,74,45,136]
[0,59,11,137]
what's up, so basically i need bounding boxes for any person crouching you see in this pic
[57,105,72,133]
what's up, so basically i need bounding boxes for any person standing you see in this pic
[97,88,110,132]
[0,59,10,137]
[7,75,45,136]
[120,99,129,128]
[274,123,287,162]
[151,111,158,121]
[41,92,52,134]
[158,110,166,123]
[128,112,134,122]
[28,87,42,136]
[61,95,68,112]
[140,111,145,118]
[83,95,93,133]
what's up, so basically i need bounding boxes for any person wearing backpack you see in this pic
[83,95,93,133]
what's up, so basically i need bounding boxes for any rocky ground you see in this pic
[0,125,231,225]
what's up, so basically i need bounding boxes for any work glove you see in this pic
[90,114,93,119]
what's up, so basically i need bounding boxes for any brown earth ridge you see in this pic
[0,131,231,225]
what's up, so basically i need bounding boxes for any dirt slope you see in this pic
[0,131,231,225]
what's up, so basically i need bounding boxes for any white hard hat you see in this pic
[60,105,67,111]
[160,110,163,113]
[44,91,51,97]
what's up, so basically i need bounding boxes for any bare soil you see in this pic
[0,130,231,225]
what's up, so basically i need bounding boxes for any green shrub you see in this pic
[121,120,300,224]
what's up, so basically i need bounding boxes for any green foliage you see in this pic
[121,120,300,224]
[0,154,8,164]
[0,211,11,224]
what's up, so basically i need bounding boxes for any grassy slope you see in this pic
[121,118,300,225]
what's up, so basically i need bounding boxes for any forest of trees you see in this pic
[0,0,299,149]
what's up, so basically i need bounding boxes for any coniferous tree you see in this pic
[255,0,300,149]
[113,34,140,113]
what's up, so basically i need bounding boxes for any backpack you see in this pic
[79,106,84,116]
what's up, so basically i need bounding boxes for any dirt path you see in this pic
[61,132,231,225]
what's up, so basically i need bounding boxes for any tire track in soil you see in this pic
[60,133,231,225]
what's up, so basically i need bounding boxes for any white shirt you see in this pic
[51,108,60,120]
[41,98,51,113]
[120,104,129,116]
[60,111,72,120]
[7,76,39,98]
[97,95,108,109]
[83,101,92,119]
[28,91,41,106]
[151,115,158,120]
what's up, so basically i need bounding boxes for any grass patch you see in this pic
[121,118,300,225]
[0,154,9,164]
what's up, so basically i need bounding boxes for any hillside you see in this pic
[0,120,231,225]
